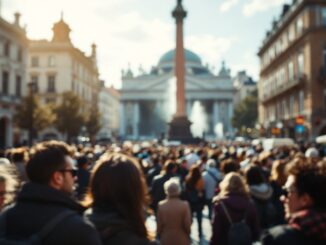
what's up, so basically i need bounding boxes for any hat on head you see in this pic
[305,147,319,158]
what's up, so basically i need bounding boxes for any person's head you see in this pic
[77,155,89,169]
[0,165,18,210]
[88,153,148,238]
[270,160,287,186]
[219,172,249,198]
[244,164,266,186]
[164,178,181,198]
[282,158,326,219]
[26,141,76,194]
[162,160,176,175]
[220,159,239,175]
[185,165,201,188]
[207,159,216,168]
[11,147,27,163]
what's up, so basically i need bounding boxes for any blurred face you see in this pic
[281,175,308,219]
[0,181,6,210]
[60,156,77,194]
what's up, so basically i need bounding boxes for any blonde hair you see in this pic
[219,172,249,198]
[0,164,19,207]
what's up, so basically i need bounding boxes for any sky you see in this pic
[1,0,291,88]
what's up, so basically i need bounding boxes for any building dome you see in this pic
[158,49,202,65]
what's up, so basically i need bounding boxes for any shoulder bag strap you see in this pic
[220,201,233,225]
[31,210,76,242]
[207,170,219,183]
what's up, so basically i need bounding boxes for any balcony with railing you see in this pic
[261,73,306,103]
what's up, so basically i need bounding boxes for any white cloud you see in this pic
[186,35,237,71]
[243,0,285,17]
[219,0,239,13]
[230,51,259,80]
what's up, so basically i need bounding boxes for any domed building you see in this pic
[119,49,234,140]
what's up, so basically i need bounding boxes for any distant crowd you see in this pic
[0,140,326,245]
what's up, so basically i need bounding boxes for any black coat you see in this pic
[150,173,174,211]
[261,225,325,245]
[85,206,155,245]
[2,182,101,245]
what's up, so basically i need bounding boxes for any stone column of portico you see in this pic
[228,101,234,135]
[119,102,126,137]
[133,102,139,139]
[213,101,219,128]
[168,0,195,143]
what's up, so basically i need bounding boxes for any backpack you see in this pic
[220,201,252,245]
[0,210,76,245]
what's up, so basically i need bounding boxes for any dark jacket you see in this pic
[210,193,260,245]
[250,183,277,229]
[150,173,174,211]
[2,182,101,245]
[85,206,155,245]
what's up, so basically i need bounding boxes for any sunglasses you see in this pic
[282,186,297,197]
[58,169,78,177]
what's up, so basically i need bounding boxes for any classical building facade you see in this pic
[98,83,120,140]
[120,49,234,140]
[258,0,326,139]
[0,13,28,148]
[233,71,257,106]
[28,16,100,140]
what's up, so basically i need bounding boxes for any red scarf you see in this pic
[289,209,326,241]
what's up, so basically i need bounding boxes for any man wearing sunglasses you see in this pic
[261,158,326,245]
[0,141,101,245]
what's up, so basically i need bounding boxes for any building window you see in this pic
[299,91,304,113]
[71,81,75,91]
[297,52,304,76]
[17,47,23,62]
[16,75,21,97]
[322,8,326,26]
[31,56,39,67]
[47,75,56,93]
[4,41,10,57]
[296,17,304,36]
[2,71,9,95]
[31,75,39,93]
[288,25,295,42]
[290,95,294,116]
[288,61,294,81]
[48,56,56,67]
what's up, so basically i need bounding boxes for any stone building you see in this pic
[0,13,28,148]
[98,82,120,141]
[28,15,100,140]
[258,0,326,139]
[233,70,257,106]
[119,49,234,140]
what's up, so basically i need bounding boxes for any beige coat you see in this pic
[157,197,191,245]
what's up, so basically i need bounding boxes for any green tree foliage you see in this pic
[85,105,101,144]
[54,92,85,143]
[232,89,258,133]
[15,94,55,145]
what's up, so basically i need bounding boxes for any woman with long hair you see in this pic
[84,153,155,245]
[210,172,260,245]
[184,165,205,239]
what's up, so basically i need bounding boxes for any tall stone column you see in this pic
[133,102,139,139]
[228,101,234,135]
[119,102,126,137]
[168,0,195,143]
[213,101,220,128]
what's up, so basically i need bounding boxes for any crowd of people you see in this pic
[0,139,325,245]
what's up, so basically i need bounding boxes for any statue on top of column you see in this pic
[177,0,182,5]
